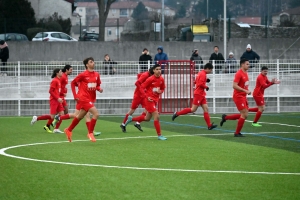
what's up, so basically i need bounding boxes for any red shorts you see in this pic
[62,98,67,107]
[192,94,207,106]
[49,99,64,115]
[233,97,249,111]
[144,98,157,113]
[131,96,146,109]
[76,100,94,112]
[253,96,265,106]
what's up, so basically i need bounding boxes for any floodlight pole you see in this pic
[224,0,227,58]
[162,0,165,42]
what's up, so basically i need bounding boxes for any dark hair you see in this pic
[83,57,94,68]
[143,48,148,51]
[240,58,249,66]
[203,63,213,69]
[104,54,109,57]
[62,64,72,72]
[0,40,5,45]
[51,68,61,78]
[261,66,268,71]
[214,46,219,49]
[151,64,161,71]
[148,66,155,75]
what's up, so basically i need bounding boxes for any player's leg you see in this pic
[84,112,101,136]
[120,108,135,132]
[252,96,265,127]
[152,111,167,140]
[53,103,68,133]
[220,98,242,127]
[172,95,201,121]
[201,103,217,130]
[86,106,99,142]
[233,99,249,137]
[134,109,147,132]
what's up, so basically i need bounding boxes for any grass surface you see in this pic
[0,113,299,200]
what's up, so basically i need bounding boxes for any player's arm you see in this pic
[96,74,103,93]
[158,78,166,94]
[60,77,67,97]
[260,76,274,89]
[196,73,208,90]
[141,76,153,93]
[49,81,62,102]
[233,73,251,94]
[71,74,82,99]
[135,73,149,95]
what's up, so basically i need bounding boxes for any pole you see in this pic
[162,0,165,42]
[207,0,209,19]
[117,18,119,42]
[79,17,82,39]
[224,0,227,59]
[267,0,270,60]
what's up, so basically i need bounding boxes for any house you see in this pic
[74,2,99,26]
[28,0,76,19]
[272,6,300,26]
[89,18,129,41]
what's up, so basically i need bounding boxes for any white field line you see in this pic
[0,137,299,176]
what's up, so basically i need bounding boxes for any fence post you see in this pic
[276,59,280,113]
[18,61,21,116]
[147,60,150,70]
[212,60,216,114]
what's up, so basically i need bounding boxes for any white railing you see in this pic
[0,60,299,116]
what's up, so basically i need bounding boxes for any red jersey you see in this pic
[60,72,68,97]
[49,77,61,101]
[233,69,249,98]
[141,75,165,102]
[194,70,208,96]
[71,70,101,102]
[134,71,151,98]
[253,73,273,97]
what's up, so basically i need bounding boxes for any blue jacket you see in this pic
[154,46,168,63]
[240,50,260,63]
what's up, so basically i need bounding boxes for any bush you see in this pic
[45,21,62,32]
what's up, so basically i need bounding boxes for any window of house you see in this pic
[107,29,112,36]
[120,9,128,16]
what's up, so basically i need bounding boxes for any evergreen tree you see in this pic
[132,2,149,20]
[289,0,300,8]
[175,5,186,18]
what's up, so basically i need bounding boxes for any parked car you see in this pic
[0,33,29,41]
[79,31,99,41]
[32,32,77,42]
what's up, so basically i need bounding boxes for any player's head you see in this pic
[151,64,161,77]
[240,58,250,71]
[214,46,219,53]
[203,63,213,74]
[62,64,73,75]
[83,57,95,70]
[104,54,110,61]
[148,65,156,75]
[261,66,268,76]
[51,68,62,78]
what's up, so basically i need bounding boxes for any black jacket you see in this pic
[103,59,117,75]
[240,50,260,63]
[209,52,225,63]
[0,46,9,61]
[139,53,152,65]
[190,53,203,65]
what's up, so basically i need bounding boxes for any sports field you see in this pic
[0,113,299,200]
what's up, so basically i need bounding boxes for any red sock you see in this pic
[137,112,147,123]
[132,115,145,122]
[46,119,54,126]
[176,108,192,116]
[60,114,70,120]
[68,117,80,131]
[122,114,129,124]
[203,112,211,127]
[88,118,97,133]
[248,107,258,112]
[37,115,51,120]
[235,118,245,134]
[225,114,241,120]
[55,120,62,129]
[86,121,90,130]
[253,111,262,123]
[154,120,161,136]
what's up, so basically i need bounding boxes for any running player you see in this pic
[171,63,217,130]
[124,64,167,140]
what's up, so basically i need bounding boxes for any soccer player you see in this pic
[220,58,251,137]
[30,68,64,133]
[124,64,167,140]
[120,67,154,132]
[64,57,103,142]
[51,65,73,133]
[251,66,280,126]
[171,63,217,130]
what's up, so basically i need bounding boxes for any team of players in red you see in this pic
[31,57,279,141]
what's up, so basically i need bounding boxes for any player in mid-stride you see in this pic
[30,68,64,132]
[251,66,280,127]
[64,57,103,142]
[220,58,251,137]
[124,64,167,140]
[172,63,217,130]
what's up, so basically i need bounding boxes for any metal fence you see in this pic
[0,60,299,116]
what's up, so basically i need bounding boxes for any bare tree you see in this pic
[96,0,117,41]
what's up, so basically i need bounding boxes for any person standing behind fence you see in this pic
[154,46,168,74]
[240,44,260,68]
[139,48,152,72]
[190,49,203,70]
[224,52,238,73]
[209,46,224,74]
[103,54,117,75]
[0,40,9,76]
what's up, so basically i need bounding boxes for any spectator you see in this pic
[224,52,238,73]
[0,40,9,76]
[154,46,168,74]
[139,48,152,72]
[209,46,224,74]
[190,49,203,70]
[240,44,260,68]
[103,54,117,75]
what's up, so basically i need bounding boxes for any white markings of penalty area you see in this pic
[0,135,299,176]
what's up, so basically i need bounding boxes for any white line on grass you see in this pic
[0,136,299,176]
